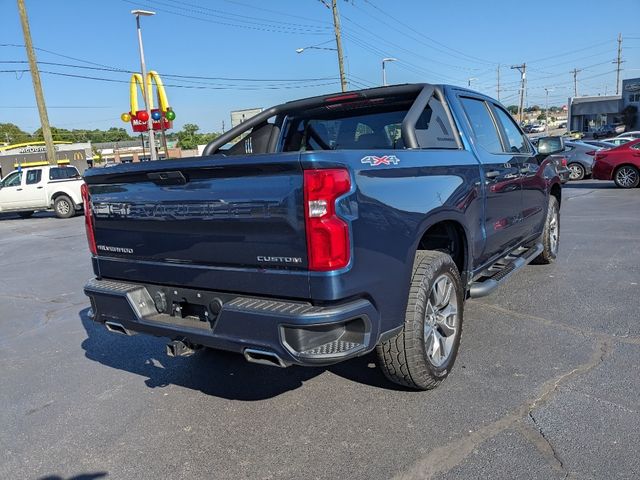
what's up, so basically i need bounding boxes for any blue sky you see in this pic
[2,0,639,135]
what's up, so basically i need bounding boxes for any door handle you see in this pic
[16,188,22,191]
[485,170,500,179]
[37,186,43,189]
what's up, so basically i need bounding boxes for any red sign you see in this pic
[131,109,173,133]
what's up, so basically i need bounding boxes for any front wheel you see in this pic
[568,163,585,181]
[376,250,464,390]
[54,195,75,219]
[614,166,639,189]
[532,196,560,265]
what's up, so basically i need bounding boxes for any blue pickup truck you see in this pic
[82,83,562,390]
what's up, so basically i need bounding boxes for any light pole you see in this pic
[131,9,157,161]
[382,58,397,86]
[544,88,554,134]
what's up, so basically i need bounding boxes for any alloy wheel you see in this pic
[616,167,638,188]
[424,274,459,367]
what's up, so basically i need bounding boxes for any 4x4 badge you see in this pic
[361,155,400,166]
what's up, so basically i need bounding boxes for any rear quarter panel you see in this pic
[300,148,482,335]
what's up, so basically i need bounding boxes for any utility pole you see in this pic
[330,0,347,92]
[544,88,554,134]
[16,0,56,165]
[496,64,501,101]
[511,63,526,124]
[571,68,581,97]
[132,10,157,161]
[614,33,623,95]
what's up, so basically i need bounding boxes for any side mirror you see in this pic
[537,136,565,155]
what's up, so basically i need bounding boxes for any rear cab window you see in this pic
[49,167,80,181]
[26,169,42,185]
[282,95,458,151]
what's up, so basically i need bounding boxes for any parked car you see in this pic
[592,138,640,188]
[530,124,545,133]
[563,130,584,140]
[603,137,634,147]
[580,140,615,149]
[81,83,563,391]
[0,165,84,218]
[557,122,567,129]
[592,124,618,139]
[558,141,602,181]
[616,131,640,139]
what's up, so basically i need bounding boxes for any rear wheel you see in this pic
[532,196,560,265]
[18,211,34,219]
[54,195,75,219]
[568,163,585,181]
[613,166,639,189]
[376,250,464,390]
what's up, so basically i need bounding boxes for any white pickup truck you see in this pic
[0,165,84,218]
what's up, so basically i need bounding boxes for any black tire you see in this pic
[54,195,75,219]
[18,211,34,218]
[613,165,639,189]
[532,196,560,265]
[568,163,585,181]
[376,250,464,390]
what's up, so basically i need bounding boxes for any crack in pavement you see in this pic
[394,339,612,480]
[515,418,566,478]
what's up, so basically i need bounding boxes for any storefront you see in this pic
[567,76,640,133]
[567,95,622,133]
[0,142,92,178]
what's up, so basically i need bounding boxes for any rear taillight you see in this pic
[559,157,568,167]
[303,169,351,271]
[585,150,596,156]
[81,183,97,255]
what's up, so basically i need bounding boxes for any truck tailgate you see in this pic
[84,153,309,296]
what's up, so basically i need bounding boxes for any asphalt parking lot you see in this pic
[1,180,639,480]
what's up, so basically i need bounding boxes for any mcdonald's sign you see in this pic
[121,71,175,133]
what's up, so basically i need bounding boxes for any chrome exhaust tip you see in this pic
[104,321,135,336]
[244,348,287,368]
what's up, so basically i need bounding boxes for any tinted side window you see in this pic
[3,171,22,187]
[460,97,503,154]
[415,98,458,149]
[26,169,42,185]
[49,167,80,180]
[493,106,531,153]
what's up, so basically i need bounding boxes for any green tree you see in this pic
[506,105,519,115]
[621,105,638,130]
[177,123,202,149]
[0,123,32,144]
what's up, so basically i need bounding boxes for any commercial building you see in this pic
[567,77,640,133]
[0,141,92,178]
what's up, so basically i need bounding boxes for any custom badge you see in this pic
[361,155,400,166]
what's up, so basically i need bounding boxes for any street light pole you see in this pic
[544,88,553,134]
[132,10,157,161]
[382,58,397,86]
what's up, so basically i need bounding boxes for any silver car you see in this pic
[563,141,602,180]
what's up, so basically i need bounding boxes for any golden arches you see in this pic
[129,71,170,114]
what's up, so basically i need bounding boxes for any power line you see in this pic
[121,0,329,35]
[0,59,339,84]
[9,69,343,91]
[360,0,498,66]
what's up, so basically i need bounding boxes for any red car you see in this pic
[592,138,640,188]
